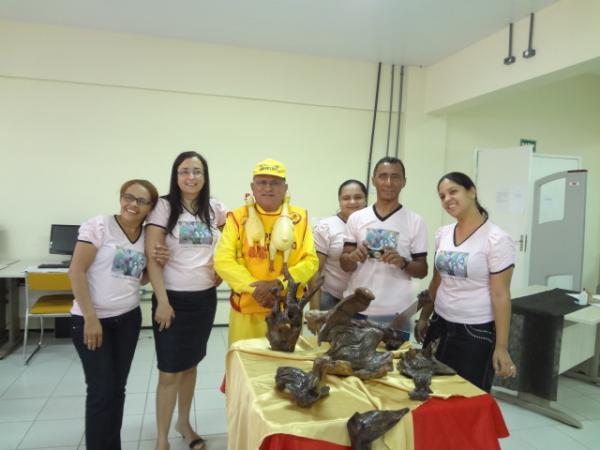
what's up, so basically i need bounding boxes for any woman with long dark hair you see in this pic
[311,179,367,309]
[145,151,227,450]
[69,179,160,450]
[415,171,516,391]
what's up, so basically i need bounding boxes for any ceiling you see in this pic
[0,0,559,65]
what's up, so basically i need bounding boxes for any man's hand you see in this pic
[250,279,282,308]
[381,247,407,269]
[348,243,369,263]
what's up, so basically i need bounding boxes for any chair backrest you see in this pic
[26,271,72,291]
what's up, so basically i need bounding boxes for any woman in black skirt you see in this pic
[145,151,227,450]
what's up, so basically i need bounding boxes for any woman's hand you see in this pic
[414,318,429,343]
[154,301,175,331]
[83,316,103,350]
[493,347,517,378]
[153,243,170,266]
[213,272,223,288]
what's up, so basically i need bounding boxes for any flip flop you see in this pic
[187,437,206,450]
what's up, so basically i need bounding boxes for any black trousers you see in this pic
[72,307,141,450]
[424,312,496,392]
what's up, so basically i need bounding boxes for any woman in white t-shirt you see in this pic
[145,151,227,450]
[311,179,367,309]
[415,172,517,392]
[69,179,159,450]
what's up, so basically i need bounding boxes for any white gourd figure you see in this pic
[244,194,266,258]
[269,194,295,272]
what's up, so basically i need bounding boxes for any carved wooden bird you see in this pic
[347,408,410,450]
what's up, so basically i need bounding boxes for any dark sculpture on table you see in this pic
[266,270,319,352]
[397,340,456,400]
[347,408,410,450]
[306,287,395,380]
[274,356,333,407]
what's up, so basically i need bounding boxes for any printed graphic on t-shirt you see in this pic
[112,247,146,279]
[365,228,398,259]
[178,221,212,246]
[435,250,468,278]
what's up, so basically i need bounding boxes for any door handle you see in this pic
[517,234,528,252]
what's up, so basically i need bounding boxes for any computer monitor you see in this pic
[49,224,80,261]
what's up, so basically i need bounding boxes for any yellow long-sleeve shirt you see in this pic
[214,202,318,315]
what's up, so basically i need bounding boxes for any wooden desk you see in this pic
[0,260,33,358]
[0,260,71,359]
[225,338,508,450]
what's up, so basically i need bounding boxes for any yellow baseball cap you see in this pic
[252,158,286,178]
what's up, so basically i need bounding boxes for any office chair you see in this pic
[23,271,74,364]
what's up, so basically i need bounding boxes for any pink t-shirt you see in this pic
[146,197,227,291]
[343,205,428,315]
[433,220,515,324]
[71,215,146,319]
[313,215,350,299]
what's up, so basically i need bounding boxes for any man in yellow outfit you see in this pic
[214,159,319,346]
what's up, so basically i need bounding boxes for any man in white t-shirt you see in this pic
[340,156,428,331]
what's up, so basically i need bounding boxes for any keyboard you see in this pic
[38,263,70,269]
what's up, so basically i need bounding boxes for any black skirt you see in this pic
[151,287,217,373]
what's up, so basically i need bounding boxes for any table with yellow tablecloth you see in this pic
[225,336,508,450]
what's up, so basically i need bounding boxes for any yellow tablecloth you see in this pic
[225,336,485,450]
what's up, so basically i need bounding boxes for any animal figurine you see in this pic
[397,340,456,400]
[274,356,333,407]
[266,269,320,352]
[269,194,295,271]
[244,194,266,258]
[347,408,410,450]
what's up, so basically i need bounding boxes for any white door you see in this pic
[475,147,532,290]
[529,170,587,291]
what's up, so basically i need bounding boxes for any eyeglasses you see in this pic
[253,179,285,188]
[121,193,153,206]
[177,169,204,178]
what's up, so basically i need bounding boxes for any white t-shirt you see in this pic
[433,220,515,324]
[313,215,350,299]
[71,215,146,319]
[343,205,428,315]
[146,197,227,291]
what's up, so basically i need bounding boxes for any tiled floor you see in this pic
[1,327,600,450]
[0,328,228,450]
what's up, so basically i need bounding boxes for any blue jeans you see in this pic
[72,307,141,450]
[319,290,340,310]
[423,312,496,392]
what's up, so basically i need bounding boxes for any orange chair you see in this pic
[23,271,74,364]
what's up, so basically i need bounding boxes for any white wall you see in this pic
[425,0,600,113]
[0,20,406,259]
[444,74,600,292]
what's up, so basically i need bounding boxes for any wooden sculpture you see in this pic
[274,356,333,407]
[347,408,410,450]
[309,288,394,379]
[397,340,456,400]
[266,270,319,352]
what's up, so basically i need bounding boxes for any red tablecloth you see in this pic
[260,394,508,450]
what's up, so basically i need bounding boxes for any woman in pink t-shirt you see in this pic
[415,172,517,392]
[145,151,227,450]
[311,179,367,310]
[69,179,159,450]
